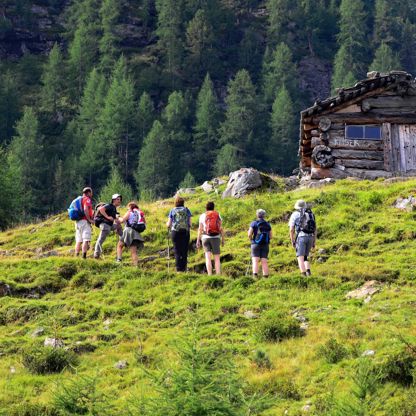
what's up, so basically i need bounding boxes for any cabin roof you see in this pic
[301,71,415,119]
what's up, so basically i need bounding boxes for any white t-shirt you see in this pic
[199,212,222,239]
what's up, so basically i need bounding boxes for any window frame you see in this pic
[344,124,382,141]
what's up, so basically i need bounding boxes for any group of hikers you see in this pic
[69,187,317,277]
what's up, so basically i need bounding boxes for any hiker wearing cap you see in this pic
[93,194,123,259]
[117,202,146,266]
[248,209,272,278]
[196,201,224,275]
[289,199,317,276]
[166,196,192,272]
[72,187,94,259]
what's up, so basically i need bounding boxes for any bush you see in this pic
[252,349,273,370]
[6,403,59,416]
[255,312,303,342]
[381,349,415,386]
[318,338,348,364]
[22,346,78,374]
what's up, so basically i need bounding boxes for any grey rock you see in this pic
[317,257,327,263]
[243,310,258,319]
[362,350,375,357]
[212,178,226,186]
[317,248,327,255]
[394,196,416,211]
[31,327,45,338]
[115,360,128,370]
[44,337,64,348]
[284,176,299,190]
[346,280,382,300]
[10,366,16,374]
[223,168,262,198]
[176,188,196,195]
[201,181,214,193]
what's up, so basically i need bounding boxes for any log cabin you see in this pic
[299,71,416,180]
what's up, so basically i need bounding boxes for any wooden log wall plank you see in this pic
[314,113,416,124]
[331,149,384,161]
[327,133,384,151]
[335,159,384,169]
[382,123,393,171]
[362,96,416,109]
[345,168,393,179]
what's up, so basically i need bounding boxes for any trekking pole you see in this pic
[167,229,171,274]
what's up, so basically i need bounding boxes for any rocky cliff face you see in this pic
[0,1,70,59]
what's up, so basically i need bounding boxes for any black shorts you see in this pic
[251,243,269,259]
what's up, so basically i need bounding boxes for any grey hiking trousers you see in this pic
[94,223,122,257]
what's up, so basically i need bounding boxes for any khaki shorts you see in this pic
[75,219,92,243]
[202,236,221,255]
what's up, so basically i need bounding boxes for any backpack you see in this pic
[254,220,271,245]
[171,207,189,232]
[128,209,146,233]
[93,203,106,228]
[68,196,84,221]
[205,211,221,236]
[296,209,316,235]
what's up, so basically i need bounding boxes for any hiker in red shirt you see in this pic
[74,187,94,259]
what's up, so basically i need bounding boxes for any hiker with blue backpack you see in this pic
[248,209,272,278]
[68,187,94,259]
[166,196,192,272]
[116,201,146,266]
[289,199,317,277]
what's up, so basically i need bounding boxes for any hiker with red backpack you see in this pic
[166,196,192,272]
[68,187,94,259]
[116,202,146,266]
[196,201,224,275]
[248,209,272,278]
[289,199,317,276]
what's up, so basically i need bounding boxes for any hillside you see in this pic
[1,178,416,415]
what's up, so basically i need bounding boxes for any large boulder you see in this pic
[222,168,262,198]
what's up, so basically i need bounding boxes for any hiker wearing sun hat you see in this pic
[288,199,317,276]
[94,194,123,259]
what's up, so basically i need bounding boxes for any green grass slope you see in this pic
[1,178,416,415]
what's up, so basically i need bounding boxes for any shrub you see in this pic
[57,263,78,280]
[53,376,115,416]
[6,403,59,416]
[318,338,348,364]
[255,312,303,342]
[252,349,273,370]
[381,349,415,386]
[22,346,78,374]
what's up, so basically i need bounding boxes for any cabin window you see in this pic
[345,125,381,140]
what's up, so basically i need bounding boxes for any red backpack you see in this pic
[205,211,221,236]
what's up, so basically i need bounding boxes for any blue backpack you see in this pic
[254,220,271,245]
[68,196,84,221]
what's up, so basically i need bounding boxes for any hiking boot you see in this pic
[116,258,122,264]
[93,253,100,259]
[253,273,258,278]
[306,269,311,276]
[263,275,269,278]
[301,272,307,277]
[82,252,87,259]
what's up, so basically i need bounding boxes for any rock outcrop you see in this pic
[223,168,262,198]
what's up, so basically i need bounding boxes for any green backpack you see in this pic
[171,207,189,232]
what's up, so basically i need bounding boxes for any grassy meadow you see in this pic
[1,178,416,415]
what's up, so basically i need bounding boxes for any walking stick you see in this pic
[167,229,171,274]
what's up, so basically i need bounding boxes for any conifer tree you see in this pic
[40,43,66,114]
[373,0,400,50]
[218,69,258,169]
[99,0,120,74]
[266,0,297,47]
[8,107,45,216]
[332,0,368,92]
[193,73,220,182]
[214,143,242,176]
[97,57,137,181]
[400,20,416,74]
[156,0,184,86]
[0,71,20,144]
[369,43,401,73]
[0,148,17,229]
[137,92,155,148]
[162,90,190,187]
[136,120,173,198]
[98,167,134,204]
[262,42,297,107]
[67,0,101,103]
[186,9,215,80]
[269,86,296,174]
